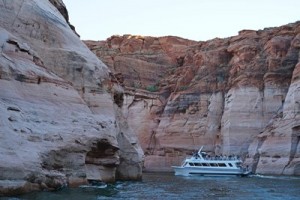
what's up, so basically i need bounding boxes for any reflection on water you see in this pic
[1,173,300,200]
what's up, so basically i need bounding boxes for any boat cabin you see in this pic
[183,161,242,168]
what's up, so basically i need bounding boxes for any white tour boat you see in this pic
[172,146,251,176]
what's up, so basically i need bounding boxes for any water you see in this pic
[2,173,300,200]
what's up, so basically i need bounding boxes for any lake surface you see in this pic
[2,173,300,200]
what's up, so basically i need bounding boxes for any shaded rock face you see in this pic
[48,0,79,36]
[0,0,143,196]
[85,22,300,174]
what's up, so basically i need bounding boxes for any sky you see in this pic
[63,0,300,41]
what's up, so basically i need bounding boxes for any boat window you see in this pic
[228,163,233,167]
[218,163,226,167]
[189,163,194,166]
[210,163,218,167]
[194,163,202,166]
[202,163,210,166]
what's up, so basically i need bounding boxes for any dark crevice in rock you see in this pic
[7,106,21,112]
[37,77,41,84]
[283,126,300,173]
[15,74,27,82]
[85,139,119,182]
[251,136,267,173]
[113,93,124,108]
[176,56,185,67]
[87,140,119,159]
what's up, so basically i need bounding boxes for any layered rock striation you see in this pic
[0,0,143,196]
[85,22,300,175]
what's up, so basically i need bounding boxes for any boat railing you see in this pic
[199,155,241,161]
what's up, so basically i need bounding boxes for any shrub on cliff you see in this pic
[146,85,158,92]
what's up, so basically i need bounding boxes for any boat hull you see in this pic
[172,166,250,176]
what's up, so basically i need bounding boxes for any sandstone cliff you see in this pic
[85,22,300,175]
[0,0,143,196]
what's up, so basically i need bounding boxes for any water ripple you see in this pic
[1,173,300,200]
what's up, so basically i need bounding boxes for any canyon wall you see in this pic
[0,0,143,196]
[85,22,300,174]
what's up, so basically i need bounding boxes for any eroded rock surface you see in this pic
[85,22,300,174]
[0,0,143,196]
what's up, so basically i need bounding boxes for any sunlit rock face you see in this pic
[0,0,143,196]
[86,22,300,174]
[246,32,300,175]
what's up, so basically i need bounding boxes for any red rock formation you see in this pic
[85,21,300,175]
[85,35,197,90]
